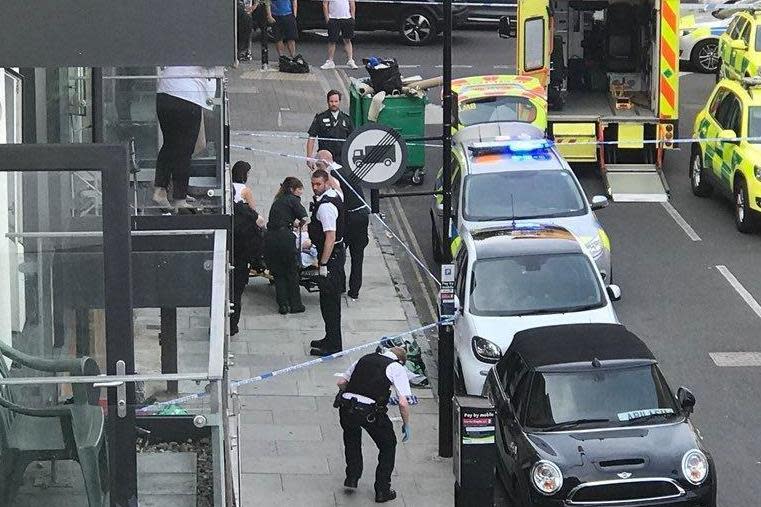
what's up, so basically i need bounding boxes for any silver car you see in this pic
[431,122,613,282]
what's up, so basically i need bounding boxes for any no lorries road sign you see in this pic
[341,124,408,189]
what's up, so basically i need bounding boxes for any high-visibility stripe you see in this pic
[659,0,679,119]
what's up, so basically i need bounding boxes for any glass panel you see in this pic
[524,17,545,72]
[0,378,222,505]
[101,67,225,216]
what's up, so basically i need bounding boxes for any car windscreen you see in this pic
[525,365,680,430]
[748,106,761,140]
[463,170,586,221]
[459,96,537,126]
[469,253,604,317]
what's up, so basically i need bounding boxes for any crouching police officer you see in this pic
[336,347,411,503]
[308,168,346,356]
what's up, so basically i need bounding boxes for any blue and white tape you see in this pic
[137,319,451,413]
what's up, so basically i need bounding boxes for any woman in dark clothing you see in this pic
[231,200,265,335]
[266,177,308,314]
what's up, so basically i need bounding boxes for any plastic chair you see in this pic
[0,341,109,506]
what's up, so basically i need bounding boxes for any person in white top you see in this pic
[320,0,358,69]
[231,160,258,209]
[153,66,221,210]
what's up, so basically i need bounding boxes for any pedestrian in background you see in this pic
[266,177,308,315]
[153,66,218,210]
[315,150,368,300]
[335,346,411,503]
[307,90,354,165]
[308,169,346,356]
[320,0,358,69]
[266,0,299,65]
[237,0,256,61]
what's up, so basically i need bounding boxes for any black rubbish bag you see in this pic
[363,57,403,94]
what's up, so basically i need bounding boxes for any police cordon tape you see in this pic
[230,142,442,287]
[136,319,451,414]
[233,130,761,148]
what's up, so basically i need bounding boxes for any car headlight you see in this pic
[754,166,761,182]
[471,336,502,364]
[532,460,563,495]
[682,449,709,485]
[585,236,604,259]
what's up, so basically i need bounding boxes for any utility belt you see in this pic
[335,394,387,423]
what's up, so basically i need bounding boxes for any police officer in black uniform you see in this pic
[265,177,308,315]
[308,168,346,356]
[306,89,354,164]
[315,150,369,300]
[336,347,412,503]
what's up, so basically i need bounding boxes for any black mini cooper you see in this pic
[483,323,716,506]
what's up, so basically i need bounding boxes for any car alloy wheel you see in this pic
[734,179,755,233]
[401,12,436,45]
[690,148,712,197]
[692,40,720,73]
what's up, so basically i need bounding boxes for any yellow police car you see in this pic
[691,77,761,232]
[718,9,761,80]
[450,75,548,132]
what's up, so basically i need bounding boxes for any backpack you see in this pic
[280,54,310,74]
[364,57,403,94]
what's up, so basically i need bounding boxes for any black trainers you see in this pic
[344,477,358,489]
[290,304,306,314]
[375,489,397,503]
[310,338,326,348]
[278,304,290,315]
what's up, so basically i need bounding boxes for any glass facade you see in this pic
[0,65,232,505]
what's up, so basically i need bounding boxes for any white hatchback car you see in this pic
[453,225,621,396]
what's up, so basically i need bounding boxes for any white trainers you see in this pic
[320,60,336,69]
[346,59,359,69]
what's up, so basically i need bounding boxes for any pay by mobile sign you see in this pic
[440,264,455,319]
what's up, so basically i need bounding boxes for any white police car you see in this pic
[431,122,613,282]
[452,225,621,396]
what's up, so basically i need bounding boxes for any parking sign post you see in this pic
[438,263,455,458]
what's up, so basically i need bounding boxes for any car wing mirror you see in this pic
[677,386,696,416]
[730,39,748,51]
[498,16,516,38]
[718,128,740,145]
[590,195,609,210]
[606,284,622,301]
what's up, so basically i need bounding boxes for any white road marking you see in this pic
[716,265,761,319]
[493,65,515,70]
[434,65,473,69]
[679,71,693,77]
[660,202,701,241]
[710,352,761,367]
[399,65,421,69]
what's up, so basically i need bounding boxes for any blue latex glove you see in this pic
[401,423,411,443]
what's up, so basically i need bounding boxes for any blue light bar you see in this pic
[468,139,553,156]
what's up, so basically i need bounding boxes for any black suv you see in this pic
[483,323,717,507]
[296,0,470,45]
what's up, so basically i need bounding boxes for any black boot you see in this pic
[375,489,397,503]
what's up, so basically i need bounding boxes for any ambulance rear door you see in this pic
[516,0,552,88]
